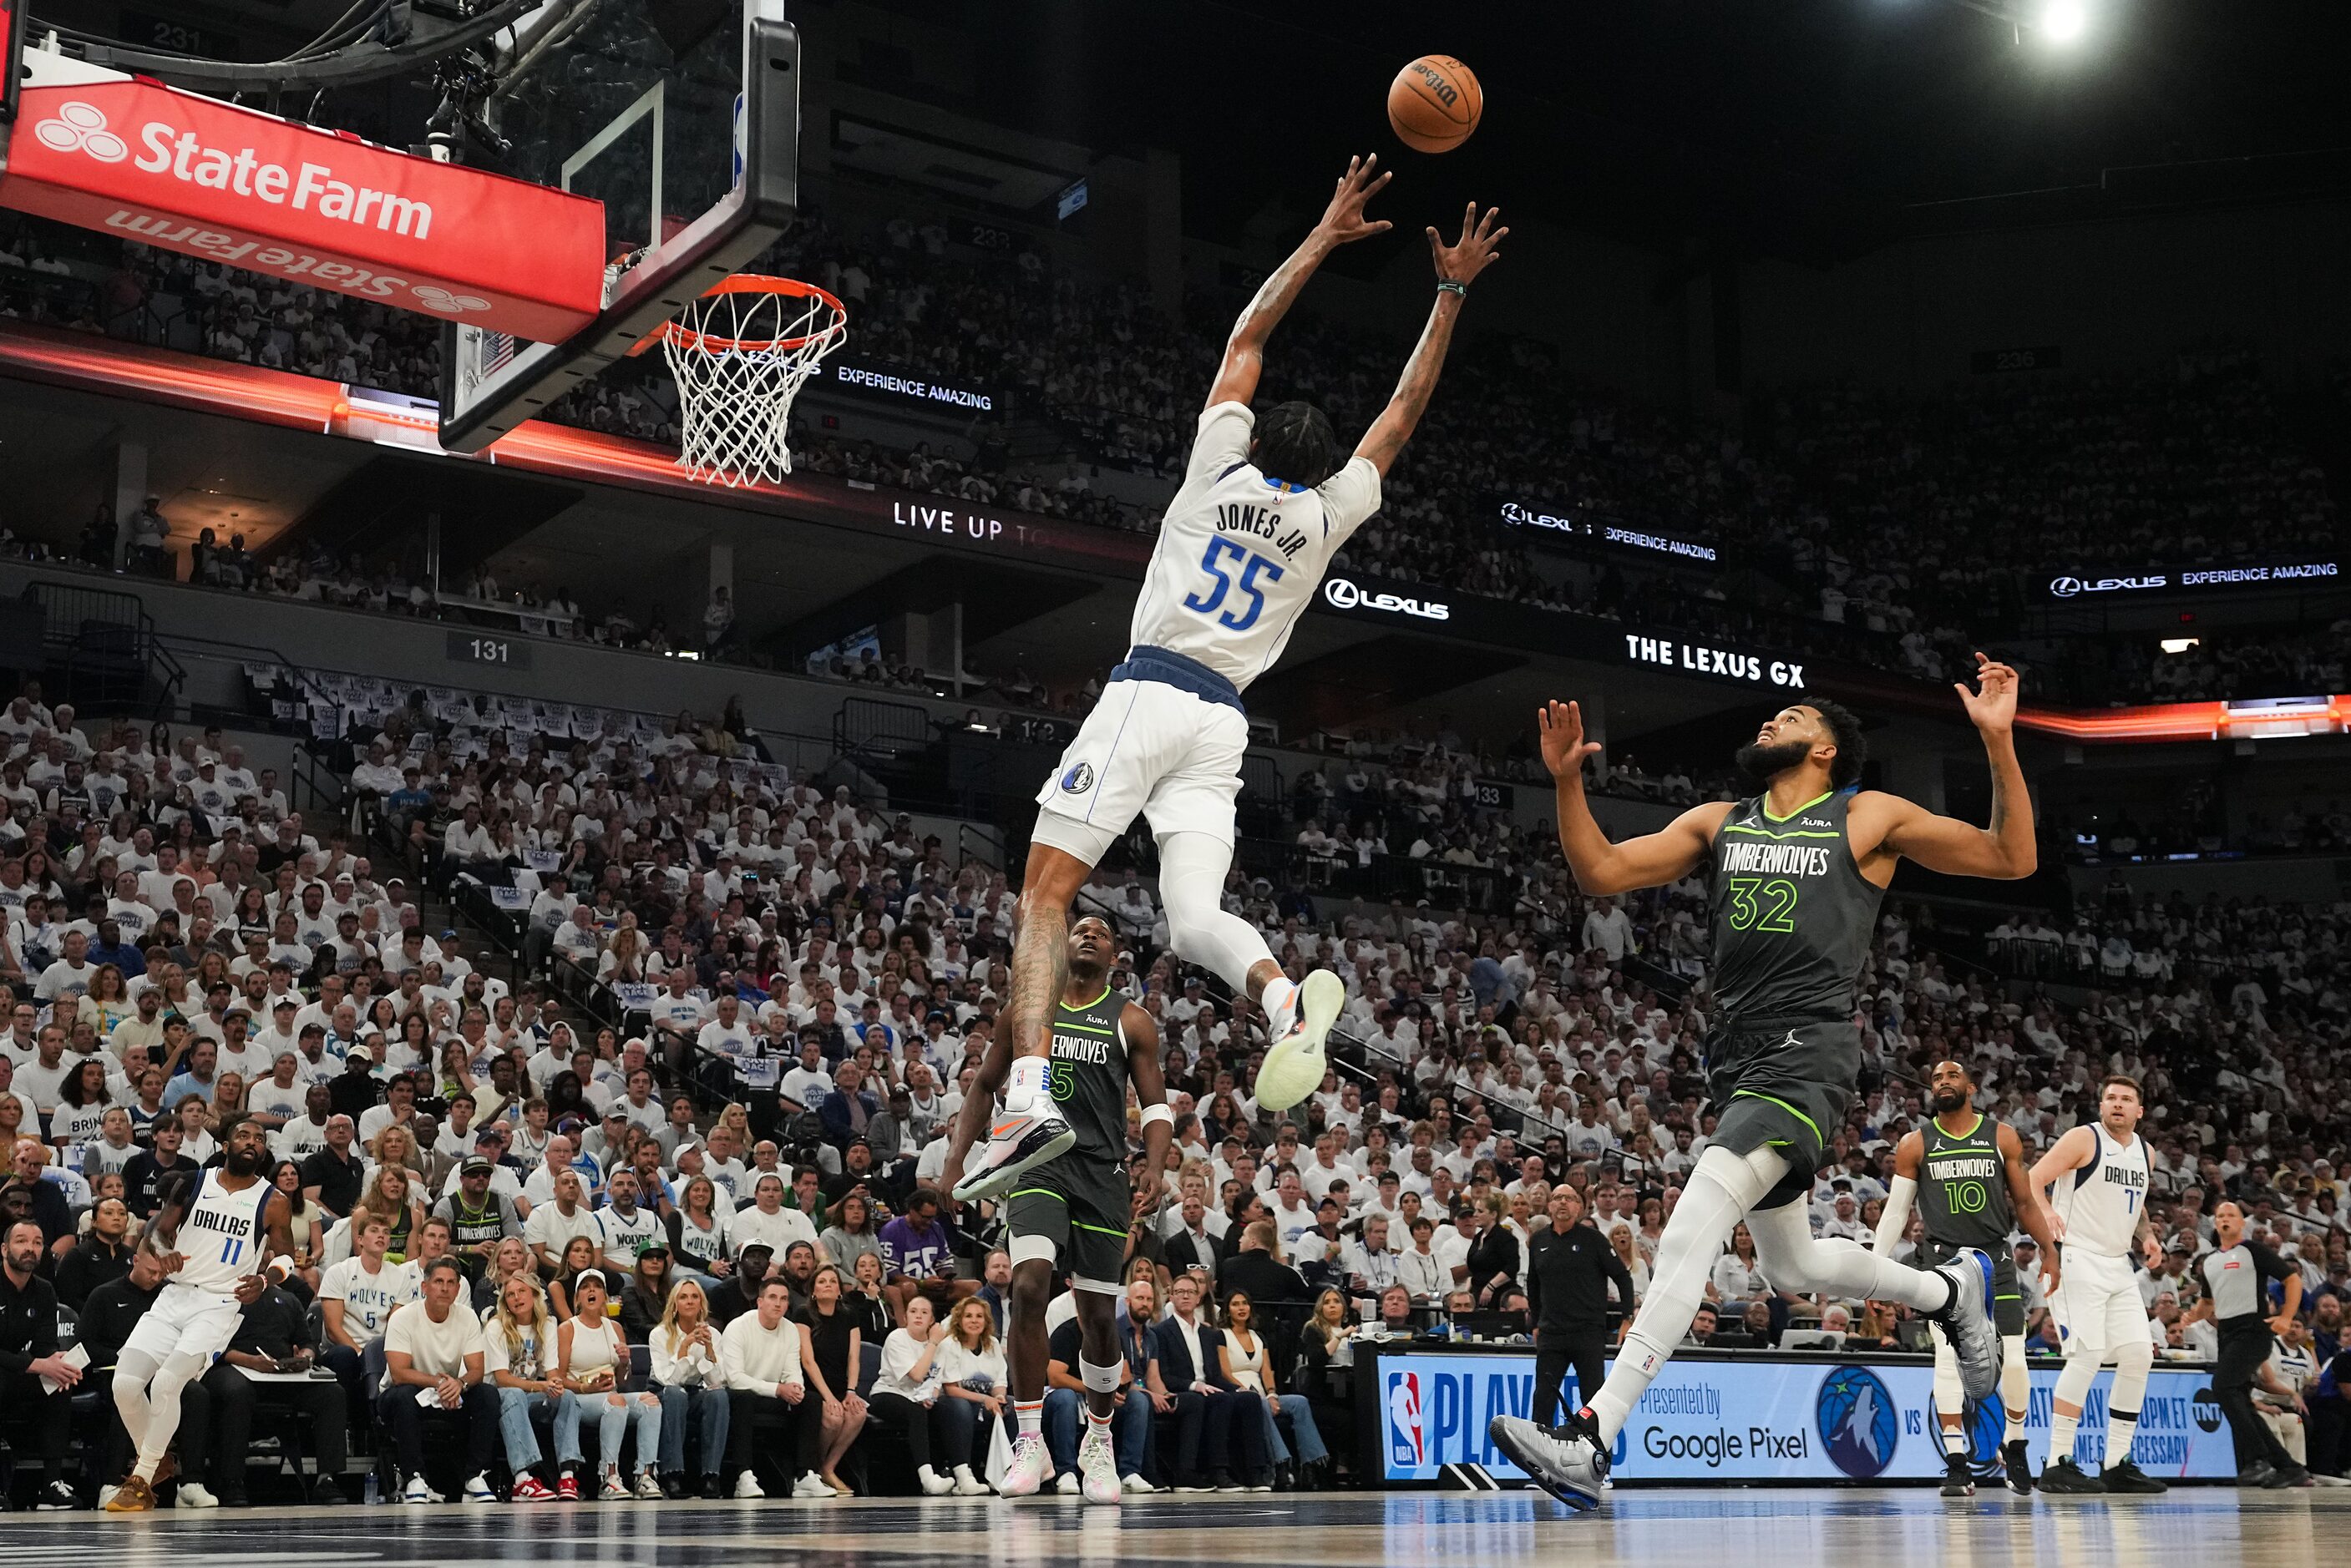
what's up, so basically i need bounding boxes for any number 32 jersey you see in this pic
[1706,788,1885,1019]
[1129,402,1382,692]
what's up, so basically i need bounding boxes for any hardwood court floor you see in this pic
[2,1488,2342,1567]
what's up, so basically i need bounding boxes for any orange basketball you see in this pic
[1387,55,1482,154]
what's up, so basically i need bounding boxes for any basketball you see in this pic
[1387,55,1482,154]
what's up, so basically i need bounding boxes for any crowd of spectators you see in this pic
[3,205,2342,709]
[2,625,2348,1510]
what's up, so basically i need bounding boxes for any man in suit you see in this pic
[1145,1271,1244,1490]
[1163,1195,1225,1294]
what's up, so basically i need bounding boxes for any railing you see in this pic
[833,696,935,760]
[1234,836,1512,913]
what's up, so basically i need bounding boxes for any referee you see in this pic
[2200,1201,2310,1488]
[1526,1186,1634,1429]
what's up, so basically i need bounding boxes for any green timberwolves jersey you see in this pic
[1916,1114,2014,1255]
[1707,789,1884,1019]
[1049,986,1132,1166]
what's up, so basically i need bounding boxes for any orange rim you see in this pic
[651,275,849,356]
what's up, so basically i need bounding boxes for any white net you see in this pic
[659,278,847,488]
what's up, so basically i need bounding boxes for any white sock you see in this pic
[1006,1055,1049,1114]
[2051,1409,2079,1463]
[1261,976,1299,1039]
[1016,1399,1043,1437]
[2107,1410,2137,1466]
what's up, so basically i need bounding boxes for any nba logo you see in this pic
[1386,1372,1425,1467]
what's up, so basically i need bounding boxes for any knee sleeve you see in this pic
[2053,1353,2100,1410]
[1156,832,1274,989]
[2110,1337,2153,1407]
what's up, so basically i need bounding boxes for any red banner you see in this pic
[0,70,605,341]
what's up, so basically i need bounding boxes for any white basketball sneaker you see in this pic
[1253,970,1343,1113]
[1078,1421,1122,1505]
[952,1104,1075,1202]
[998,1431,1051,1498]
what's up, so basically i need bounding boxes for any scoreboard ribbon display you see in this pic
[1373,1348,2237,1484]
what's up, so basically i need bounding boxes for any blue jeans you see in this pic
[497,1386,585,1470]
[656,1383,732,1475]
[1260,1392,1327,1465]
[1043,1386,1149,1479]
[580,1390,662,1473]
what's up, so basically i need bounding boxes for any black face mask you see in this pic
[1734,737,1812,788]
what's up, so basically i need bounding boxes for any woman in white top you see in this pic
[864,1293,955,1495]
[934,1297,1004,1495]
[650,1279,731,1497]
[1219,1291,1326,1483]
[556,1271,663,1500]
[484,1272,584,1501]
[1710,1222,1767,1304]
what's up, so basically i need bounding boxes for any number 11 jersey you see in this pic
[1129,402,1382,691]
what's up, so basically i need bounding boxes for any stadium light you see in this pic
[2159,637,2200,655]
[2038,0,2090,44]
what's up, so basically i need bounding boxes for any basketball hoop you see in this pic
[651,276,848,488]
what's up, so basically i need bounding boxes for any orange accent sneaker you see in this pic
[104,1475,156,1513]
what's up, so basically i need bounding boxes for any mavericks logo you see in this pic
[1060,761,1096,795]
[1816,1366,1898,1479]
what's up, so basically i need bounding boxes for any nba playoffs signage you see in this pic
[1373,1348,2234,1485]
[2044,560,2338,600]
[823,356,997,414]
[0,56,603,340]
[1497,499,1718,564]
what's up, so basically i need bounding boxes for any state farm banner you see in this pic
[0,58,603,341]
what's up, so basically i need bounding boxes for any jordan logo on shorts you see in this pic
[1061,762,1096,793]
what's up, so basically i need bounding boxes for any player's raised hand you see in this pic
[1314,154,1395,247]
[1431,201,1507,286]
[1537,700,1601,782]
[1955,650,2020,736]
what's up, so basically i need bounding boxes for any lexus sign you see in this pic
[1323,577,1450,621]
[2044,561,2337,601]
[0,59,604,341]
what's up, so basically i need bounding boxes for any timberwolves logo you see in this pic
[1060,761,1096,794]
[1816,1366,1898,1479]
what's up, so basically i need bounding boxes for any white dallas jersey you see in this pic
[2054,1123,2149,1258]
[1129,402,1382,691]
[173,1167,273,1293]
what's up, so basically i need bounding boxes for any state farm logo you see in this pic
[35,103,129,164]
[412,286,490,316]
[1324,577,1450,621]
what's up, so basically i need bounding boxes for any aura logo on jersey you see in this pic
[1324,578,1450,621]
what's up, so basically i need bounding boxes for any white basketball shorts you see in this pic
[1031,677,1248,866]
[2053,1248,2146,1360]
[121,1278,245,1366]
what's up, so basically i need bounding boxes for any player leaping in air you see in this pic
[950,156,1505,1201]
[1492,656,2034,1510]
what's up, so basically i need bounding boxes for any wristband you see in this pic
[1139,1102,1173,1130]
[1436,279,1467,297]
[265,1255,295,1283]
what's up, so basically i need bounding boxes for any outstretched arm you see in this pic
[1354,202,1507,476]
[1999,1122,2062,1293]
[1538,700,1727,895]
[1204,156,1392,411]
[1870,653,2036,880]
